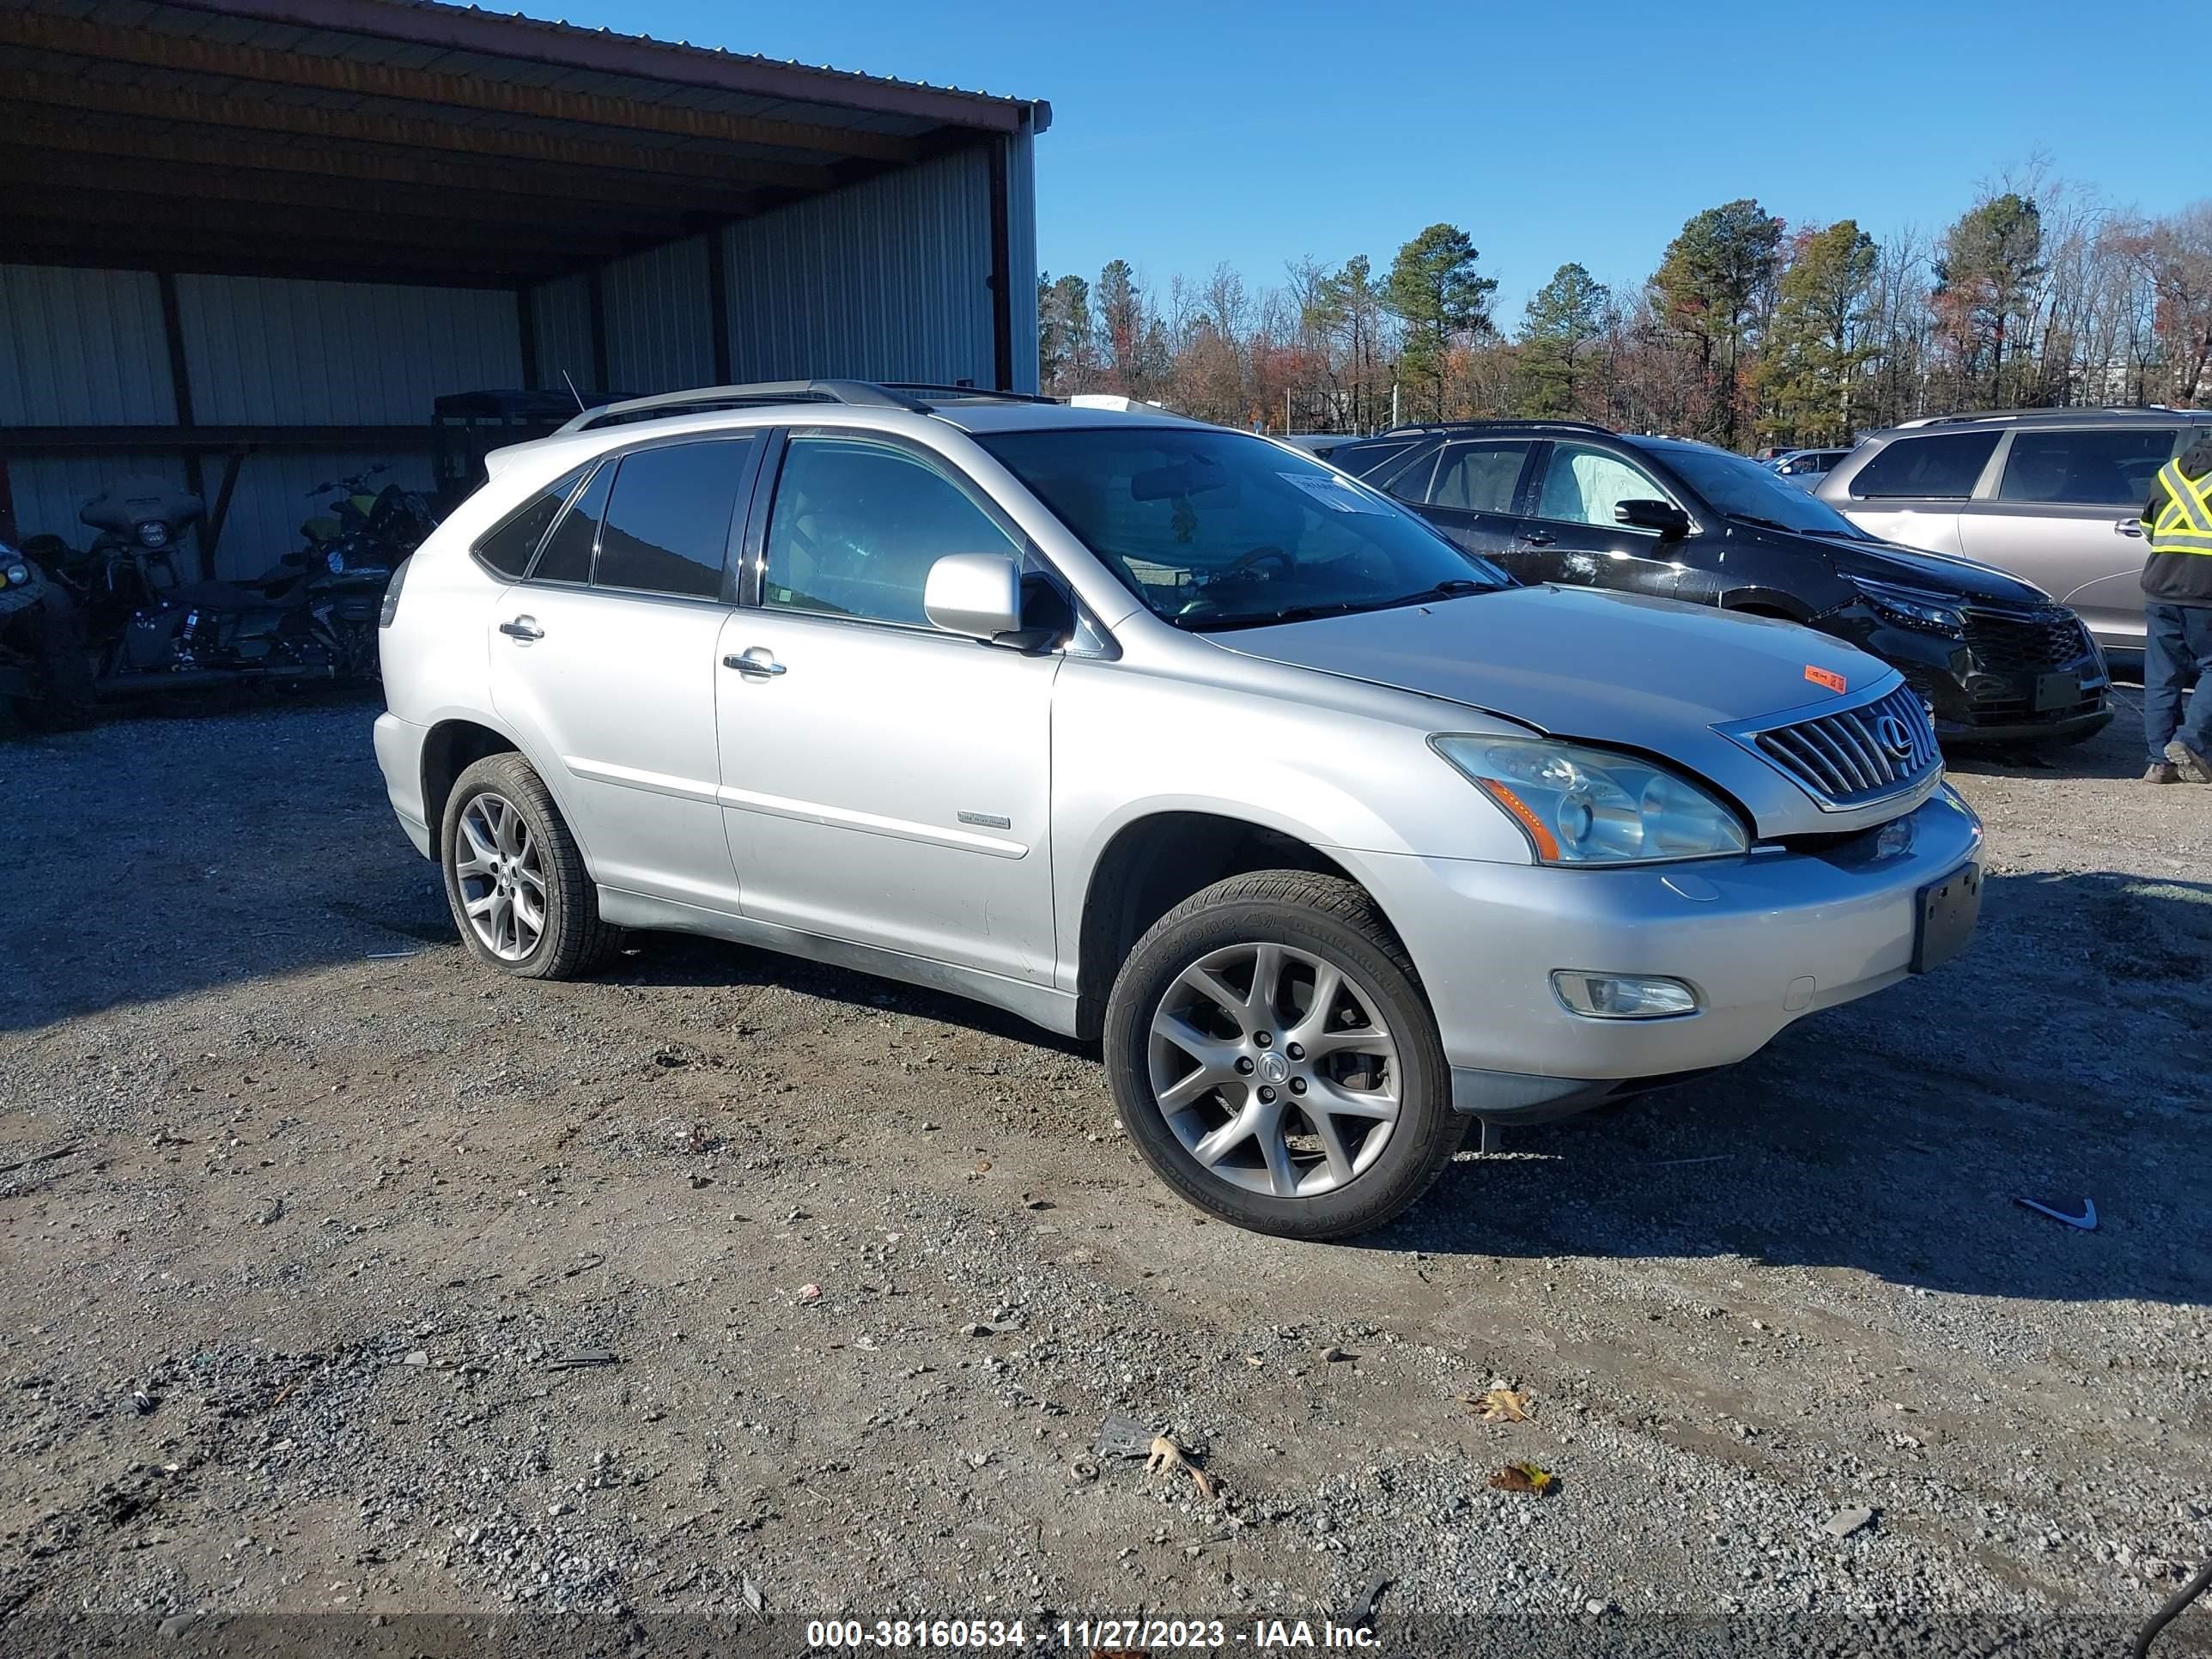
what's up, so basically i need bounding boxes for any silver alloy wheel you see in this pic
[1146,940,1401,1199]
[453,790,547,962]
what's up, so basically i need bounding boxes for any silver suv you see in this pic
[1818,409,2212,656]
[372,380,1984,1239]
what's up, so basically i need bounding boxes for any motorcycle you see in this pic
[0,539,96,728]
[44,468,433,697]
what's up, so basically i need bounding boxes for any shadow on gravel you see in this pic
[1376,868,2212,1308]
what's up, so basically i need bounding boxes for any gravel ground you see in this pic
[1,696,2208,1657]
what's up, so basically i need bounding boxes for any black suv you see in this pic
[1328,421,2112,746]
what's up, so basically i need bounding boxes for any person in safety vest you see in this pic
[2142,434,2212,783]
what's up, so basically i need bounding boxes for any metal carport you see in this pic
[0,0,1047,578]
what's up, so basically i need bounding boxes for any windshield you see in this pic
[978,427,1511,629]
[1631,439,1869,538]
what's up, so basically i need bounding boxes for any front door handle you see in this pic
[1521,531,1558,547]
[499,616,544,641]
[2113,518,2144,538]
[723,648,786,678]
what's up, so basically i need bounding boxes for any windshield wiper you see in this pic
[1382,577,1498,606]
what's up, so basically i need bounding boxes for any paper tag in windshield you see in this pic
[1280,472,1387,514]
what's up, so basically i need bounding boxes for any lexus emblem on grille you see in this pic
[1874,713,1917,762]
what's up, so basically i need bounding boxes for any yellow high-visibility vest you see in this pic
[2150,459,2212,556]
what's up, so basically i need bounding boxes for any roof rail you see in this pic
[556,379,930,434]
[1381,417,1618,438]
[880,381,1060,404]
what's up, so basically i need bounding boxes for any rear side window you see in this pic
[1849,431,2000,499]
[1429,441,1534,512]
[594,439,752,599]
[474,466,582,577]
[1997,428,2178,507]
[527,462,611,585]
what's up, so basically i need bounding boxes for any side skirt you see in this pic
[594,887,1083,1038]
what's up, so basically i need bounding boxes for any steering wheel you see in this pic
[1217,544,1292,583]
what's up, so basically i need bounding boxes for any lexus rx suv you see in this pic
[1328,421,2111,746]
[373,381,1984,1240]
[1815,408,2212,660]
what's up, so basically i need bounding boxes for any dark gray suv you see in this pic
[1817,409,2212,659]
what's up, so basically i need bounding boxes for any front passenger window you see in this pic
[1534,444,1668,528]
[763,436,1020,626]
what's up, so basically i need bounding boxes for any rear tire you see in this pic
[1103,870,1464,1240]
[440,752,616,980]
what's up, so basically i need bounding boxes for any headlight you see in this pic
[137,520,169,549]
[3,562,27,586]
[325,549,347,574]
[1432,734,1749,866]
[1850,578,1965,635]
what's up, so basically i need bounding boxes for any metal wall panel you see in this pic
[602,235,715,395]
[529,271,595,393]
[720,147,997,387]
[0,264,178,424]
[1006,124,1040,393]
[175,275,522,423]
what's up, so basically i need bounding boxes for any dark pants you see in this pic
[2143,599,2212,763]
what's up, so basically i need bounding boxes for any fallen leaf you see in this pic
[1462,1387,1531,1424]
[795,1283,823,1304]
[975,1159,992,1173]
[1488,1461,1555,1495]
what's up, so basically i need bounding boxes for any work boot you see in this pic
[2166,739,2212,783]
[2144,761,2181,783]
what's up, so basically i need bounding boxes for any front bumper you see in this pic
[372,710,434,858]
[1824,604,2112,745]
[1343,786,1984,1121]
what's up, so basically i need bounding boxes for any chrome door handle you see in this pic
[2113,518,2144,538]
[499,616,544,641]
[1522,531,1557,547]
[723,649,786,678]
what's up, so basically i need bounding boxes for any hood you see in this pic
[1211,585,1919,838]
[1788,526,2055,606]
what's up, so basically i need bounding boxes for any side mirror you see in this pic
[1615,498,1691,540]
[924,553,1024,642]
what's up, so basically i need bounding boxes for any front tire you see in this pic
[440,753,615,980]
[1103,871,1464,1240]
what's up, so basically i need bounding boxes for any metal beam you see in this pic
[0,188,635,265]
[0,426,436,456]
[0,149,710,239]
[0,10,923,164]
[0,245,547,291]
[2,114,768,216]
[149,0,1030,134]
[0,68,841,191]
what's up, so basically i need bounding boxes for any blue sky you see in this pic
[538,0,2199,320]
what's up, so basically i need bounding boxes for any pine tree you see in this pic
[1650,199,1784,446]
[1758,222,1879,444]
[1384,225,1498,422]
[1516,263,1610,418]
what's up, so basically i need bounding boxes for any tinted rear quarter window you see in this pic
[1849,431,2001,499]
[1996,428,2178,507]
[528,463,611,584]
[595,439,751,599]
[475,466,582,577]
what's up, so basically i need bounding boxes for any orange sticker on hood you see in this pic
[1804,665,1847,693]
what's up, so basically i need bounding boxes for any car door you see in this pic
[714,428,1060,985]
[1515,440,1686,598]
[1385,438,1540,575]
[487,435,758,913]
[1826,428,2002,556]
[1956,423,2179,650]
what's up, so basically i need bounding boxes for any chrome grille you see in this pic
[1749,684,1940,806]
